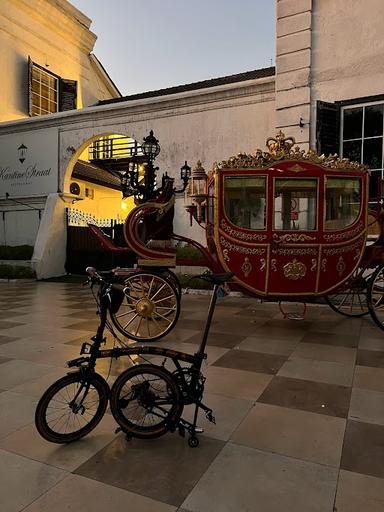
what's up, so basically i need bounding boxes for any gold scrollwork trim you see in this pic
[241,257,252,277]
[213,131,368,172]
[323,238,364,256]
[323,221,364,242]
[283,259,307,280]
[272,247,318,256]
[220,219,267,241]
[273,233,316,243]
[219,237,266,256]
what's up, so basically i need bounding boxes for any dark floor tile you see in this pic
[357,349,384,368]
[64,320,98,331]
[213,349,286,374]
[0,356,11,364]
[0,320,24,329]
[341,420,384,478]
[0,303,27,310]
[0,335,19,345]
[0,311,25,320]
[75,434,224,507]
[174,318,204,331]
[262,319,313,331]
[258,376,351,418]
[185,332,246,349]
[301,331,359,348]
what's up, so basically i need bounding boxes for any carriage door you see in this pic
[268,177,320,295]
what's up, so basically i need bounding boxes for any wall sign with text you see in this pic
[0,127,58,198]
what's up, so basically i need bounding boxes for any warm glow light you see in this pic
[121,200,129,210]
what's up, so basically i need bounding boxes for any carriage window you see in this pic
[325,177,361,230]
[224,176,266,229]
[274,179,317,231]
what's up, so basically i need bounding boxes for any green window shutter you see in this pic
[316,101,340,156]
[59,79,77,111]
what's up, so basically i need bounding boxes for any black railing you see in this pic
[88,137,143,161]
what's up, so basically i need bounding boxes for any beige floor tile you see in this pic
[182,443,338,512]
[353,365,384,392]
[183,392,253,441]
[0,392,37,438]
[278,358,354,386]
[0,414,117,471]
[290,342,356,365]
[0,359,55,389]
[232,403,346,467]
[358,336,384,351]
[349,387,384,425]
[237,336,299,356]
[9,368,68,398]
[335,470,384,512]
[22,474,176,512]
[203,365,273,401]
[0,449,67,512]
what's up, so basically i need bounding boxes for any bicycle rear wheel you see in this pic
[110,364,183,439]
[35,372,109,443]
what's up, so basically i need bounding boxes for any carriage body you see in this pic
[206,159,369,298]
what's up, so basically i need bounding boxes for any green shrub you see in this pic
[176,245,204,260]
[0,264,36,279]
[0,245,34,260]
[176,273,213,290]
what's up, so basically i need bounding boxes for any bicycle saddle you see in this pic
[198,272,235,285]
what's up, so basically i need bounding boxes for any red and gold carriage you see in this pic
[89,132,384,340]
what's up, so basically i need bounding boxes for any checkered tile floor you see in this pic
[1,281,384,511]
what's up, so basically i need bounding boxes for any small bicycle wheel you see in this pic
[110,272,180,342]
[35,372,109,443]
[110,364,183,439]
[324,268,372,317]
[368,264,384,330]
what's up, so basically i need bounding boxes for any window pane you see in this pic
[31,64,58,117]
[343,107,363,140]
[224,176,266,229]
[274,179,317,231]
[363,137,383,168]
[364,105,383,137]
[325,177,361,230]
[343,140,362,162]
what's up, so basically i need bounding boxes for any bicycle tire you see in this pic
[110,271,180,342]
[368,264,384,330]
[35,372,109,444]
[110,364,183,439]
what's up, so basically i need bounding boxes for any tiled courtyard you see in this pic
[1,281,384,511]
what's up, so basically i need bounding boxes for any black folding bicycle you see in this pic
[35,267,234,447]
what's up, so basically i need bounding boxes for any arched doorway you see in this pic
[64,133,144,274]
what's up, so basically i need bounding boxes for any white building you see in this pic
[1,0,384,278]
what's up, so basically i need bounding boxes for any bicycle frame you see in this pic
[68,270,221,390]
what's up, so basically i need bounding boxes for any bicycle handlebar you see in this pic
[85,266,125,292]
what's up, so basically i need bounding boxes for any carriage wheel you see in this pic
[110,271,180,342]
[159,269,182,298]
[367,264,384,330]
[324,267,372,317]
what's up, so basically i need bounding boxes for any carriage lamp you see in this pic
[141,130,160,161]
[187,161,208,222]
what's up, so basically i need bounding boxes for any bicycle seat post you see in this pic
[195,283,220,360]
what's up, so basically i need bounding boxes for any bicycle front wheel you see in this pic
[110,364,183,439]
[35,372,109,443]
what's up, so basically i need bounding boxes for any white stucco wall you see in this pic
[310,0,384,145]
[0,0,118,122]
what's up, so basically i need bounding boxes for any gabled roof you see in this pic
[97,66,275,106]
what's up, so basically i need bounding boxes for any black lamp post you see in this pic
[116,129,191,203]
